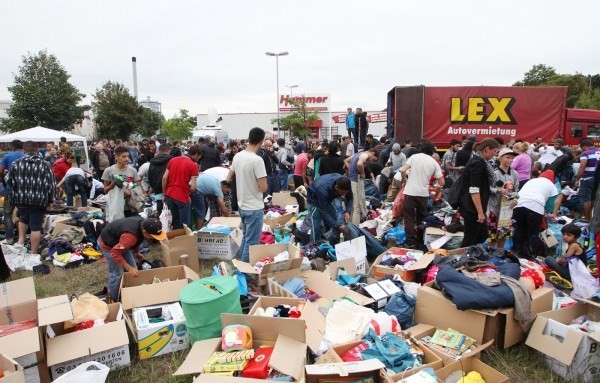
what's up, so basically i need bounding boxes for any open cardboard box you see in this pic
[423,227,464,250]
[416,283,553,349]
[161,226,200,273]
[405,323,494,366]
[0,277,68,383]
[174,313,307,382]
[264,212,294,230]
[306,358,388,383]
[369,247,433,281]
[0,353,25,383]
[271,192,298,206]
[41,301,130,380]
[233,243,302,286]
[119,265,198,310]
[526,302,600,382]
[267,269,375,307]
[248,296,325,354]
[435,358,509,383]
[197,217,243,260]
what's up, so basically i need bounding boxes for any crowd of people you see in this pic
[0,123,598,296]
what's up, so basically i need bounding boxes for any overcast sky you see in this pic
[1,0,599,118]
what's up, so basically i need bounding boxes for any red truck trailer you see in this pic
[387,86,600,149]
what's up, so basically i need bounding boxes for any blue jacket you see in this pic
[346,112,356,129]
[307,173,353,228]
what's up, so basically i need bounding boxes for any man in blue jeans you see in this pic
[0,140,25,244]
[346,107,356,145]
[307,173,353,243]
[228,128,267,262]
[276,138,294,191]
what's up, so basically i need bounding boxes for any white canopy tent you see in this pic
[0,126,90,167]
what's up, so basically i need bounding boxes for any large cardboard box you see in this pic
[526,303,600,382]
[174,314,307,382]
[132,302,189,359]
[233,243,302,286]
[369,247,433,281]
[161,226,200,273]
[197,217,243,260]
[263,212,294,230]
[267,269,375,307]
[119,265,198,311]
[248,296,325,354]
[435,358,509,383]
[415,283,553,349]
[0,354,25,383]
[0,278,68,383]
[405,323,494,366]
[42,302,130,380]
[305,359,387,383]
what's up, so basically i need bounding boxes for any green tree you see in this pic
[272,97,320,138]
[138,108,165,138]
[0,50,84,132]
[513,64,558,86]
[547,73,589,108]
[162,109,195,141]
[93,81,144,140]
[577,88,600,110]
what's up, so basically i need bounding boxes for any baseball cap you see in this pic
[141,218,167,241]
[498,148,517,158]
[392,143,401,152]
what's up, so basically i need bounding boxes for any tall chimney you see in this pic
[132,57,138,101]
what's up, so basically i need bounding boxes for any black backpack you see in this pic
[447,173,463,209]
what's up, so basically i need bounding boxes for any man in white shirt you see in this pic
[533,138,563,174]
[345,136,355,157]
[227,128,268,262]
[399,142,445,247]
[56,167,92,207]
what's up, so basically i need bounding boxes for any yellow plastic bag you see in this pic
[64,293,109,329]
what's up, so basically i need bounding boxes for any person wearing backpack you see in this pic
[276,138,294,191]
[458,138,500,247]
[513,169,560,256]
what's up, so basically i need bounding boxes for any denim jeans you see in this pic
[308,198,343,243]
[66,175,88,207]
[3,194,15,242]
[165,196,190,230]
[264,173,281,198]
[99,240,136,302]
[239,209,264,262]
[277,169,289,191]
[348,128,357,145]
[190,190,207,221]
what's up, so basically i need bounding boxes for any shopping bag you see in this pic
[569,258,600,299]
[392,189,405,218]
[160,204,172,232]
[52,361,109,383]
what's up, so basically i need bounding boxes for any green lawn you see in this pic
[8,243,573,382]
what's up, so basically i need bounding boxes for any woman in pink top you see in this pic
[511,142,532,189]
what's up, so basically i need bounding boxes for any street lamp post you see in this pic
[286,84,299,98]
[266,51,288,139]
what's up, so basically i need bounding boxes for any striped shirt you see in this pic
[580,148,600,180]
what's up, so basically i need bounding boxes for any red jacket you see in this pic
[52,158,71,180]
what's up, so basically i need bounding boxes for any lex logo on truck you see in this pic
[450,97,517,125]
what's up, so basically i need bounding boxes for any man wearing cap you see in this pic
[98,216,167,302]
[487,148,519,248]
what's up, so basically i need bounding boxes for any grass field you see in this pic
[8,243,573,382]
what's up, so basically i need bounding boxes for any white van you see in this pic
[192,107,229,145]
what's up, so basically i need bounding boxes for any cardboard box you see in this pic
[174,314,307,382]
[161,226,200,273]
[540,228,559,248]
[264,212,294,230]
[423,227,464,250]
[0,353,25,383]
[272,192,298,206]
[248,296,325,354]
[0,278,68,383]
[415,283,553,349]
[119,265,198,310]
[197,217,243,260]
[267,269,375,307]
[324,338,443,382]
[132,302,189,359]
[526,303,600,382]
[369,248,432,281]
[305,359,387,383]
[233,243,302,286]
[43,302,130,380]
[435,358,509,383]
[405,324,493,366]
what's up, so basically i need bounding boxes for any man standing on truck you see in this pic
[346,107,357,145]
[355,108,369,148]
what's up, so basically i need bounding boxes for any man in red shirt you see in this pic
[52,153,74,181]
[162,145,202,229]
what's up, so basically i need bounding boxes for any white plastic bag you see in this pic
[160,204,172,232]
[569,258,600,299]
[52,362,109,383]
[105,187,125,223]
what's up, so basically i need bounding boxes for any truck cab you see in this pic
[564,108,600,147]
